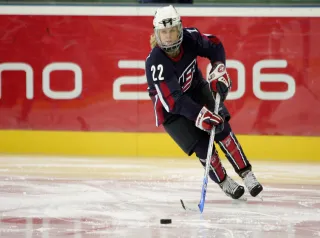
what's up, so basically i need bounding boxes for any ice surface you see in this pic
[0,155,319,238]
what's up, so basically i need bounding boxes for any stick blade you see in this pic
[180,199,200,212]
[180,199,186,210]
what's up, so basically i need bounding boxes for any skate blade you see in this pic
[257,194,263,201]
[230,194,247,203]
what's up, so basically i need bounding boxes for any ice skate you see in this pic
[242,170,263,197]
[219,175,245,199]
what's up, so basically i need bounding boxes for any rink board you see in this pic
[0,130,319,162]
[0,6,319,162]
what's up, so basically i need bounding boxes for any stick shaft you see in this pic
[198,93,221,213]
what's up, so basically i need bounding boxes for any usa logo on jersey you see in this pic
[178,59,196,92]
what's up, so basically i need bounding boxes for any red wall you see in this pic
[0,15,319,135]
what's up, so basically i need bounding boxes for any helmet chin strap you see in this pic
[165,47,180,57]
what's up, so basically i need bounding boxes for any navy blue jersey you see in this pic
[145,27,226,126]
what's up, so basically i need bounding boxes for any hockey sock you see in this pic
[218,131,252,175]
[198,150,226,183]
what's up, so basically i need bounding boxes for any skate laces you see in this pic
[220,176,239,194]
[243,171,259,191]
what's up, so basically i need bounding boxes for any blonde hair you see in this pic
[150,33,157,49]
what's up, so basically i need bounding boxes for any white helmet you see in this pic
[153,5,183,53]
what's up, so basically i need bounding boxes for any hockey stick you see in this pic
[181,93,221,213]
[198,92,221,213]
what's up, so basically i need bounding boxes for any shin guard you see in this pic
[218,132,251,174]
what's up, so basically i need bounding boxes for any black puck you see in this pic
[160,219,172,224]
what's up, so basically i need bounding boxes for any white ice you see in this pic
[0,155,319,238]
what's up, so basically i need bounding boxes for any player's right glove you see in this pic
[195,106,224,132]
[208,62,231,102]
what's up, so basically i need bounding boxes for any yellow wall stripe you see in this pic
[0,130,319,162]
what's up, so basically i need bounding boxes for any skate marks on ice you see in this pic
[0,156,319,238]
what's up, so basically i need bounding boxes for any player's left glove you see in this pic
[208,62,231,102]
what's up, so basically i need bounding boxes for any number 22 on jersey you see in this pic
[151,64,164,81]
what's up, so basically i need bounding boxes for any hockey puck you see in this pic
[160,219,172,224]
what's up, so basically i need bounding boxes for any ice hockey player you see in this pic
[145,5,263,199]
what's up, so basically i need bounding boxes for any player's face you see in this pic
[158,27,179,46]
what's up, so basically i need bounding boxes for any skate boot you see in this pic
[219,175,245,199]
[241,170,263,197]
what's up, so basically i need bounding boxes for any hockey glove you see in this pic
[195,106,224,132]
[208,62,231,102]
